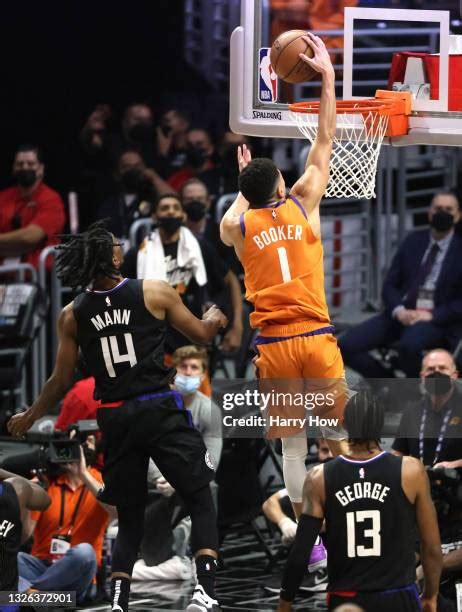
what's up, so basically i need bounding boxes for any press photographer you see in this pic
[392,349,462,608]
[12,428,115,603]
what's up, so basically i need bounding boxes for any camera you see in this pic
[427,466,462,528]
[0,420,99,479]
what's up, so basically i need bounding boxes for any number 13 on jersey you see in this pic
[100,333,137,378]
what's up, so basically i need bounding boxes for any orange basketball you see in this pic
[270,30,316,84]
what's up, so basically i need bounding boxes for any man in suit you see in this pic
[339,189,462,378]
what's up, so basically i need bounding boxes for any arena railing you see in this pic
[0,263,41,405]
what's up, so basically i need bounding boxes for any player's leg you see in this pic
[254,339,308,516]
[148,398,219,611]
[96,403,149,612]
[300,333,349,457]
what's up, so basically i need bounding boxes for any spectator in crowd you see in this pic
[393,348,462,610]
[217,131,251,197]
[392,349,462,467]
[0,467,50,593]
[0,144,65,269]
[120,103,158,168]
[95,149,171,241]
[131,345,222,582]
[181,178,219,245]
[17,437,115,602]
[168,128,220,195]
[339,190,462,379]
[156,108,191,178]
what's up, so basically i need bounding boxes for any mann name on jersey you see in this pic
[91,309,131,331]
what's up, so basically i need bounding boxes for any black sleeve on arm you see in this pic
[280,514,323,602]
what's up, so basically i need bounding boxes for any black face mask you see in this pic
[424,371,453,397]
[128,122,153,143]
[430,211,454,233]
[184,200,207,222]
[120,168,143,193]
[186,146,208,169]
[157,216,183,235]
[15,169,37,188]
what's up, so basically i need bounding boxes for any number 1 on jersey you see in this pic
[277,247,292,282]
[100,333,137,378]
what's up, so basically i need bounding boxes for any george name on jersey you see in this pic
[335,481,390,507]
[252,224,303,250]
[0,519,15,538]
[91,309,131,331]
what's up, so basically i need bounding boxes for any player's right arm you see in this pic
[7,304,79,437]
[291,33,336,216]
[220,144,252,251]
[403,457,442,612]
[144,279,228,345]
[278,465,325,611]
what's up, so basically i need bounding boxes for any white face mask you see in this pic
[174,373,201,395]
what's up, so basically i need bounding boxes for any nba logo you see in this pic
[259,48,278,103]
[359,468,365,479]
[105,296,111,307]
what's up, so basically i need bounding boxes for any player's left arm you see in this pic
[220,144,251,248]
[291,34,336,216]
[7,304,79,437]
[278,466,325,611]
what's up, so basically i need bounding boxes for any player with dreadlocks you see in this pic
[8,221,227,612]
[277,390,442,612]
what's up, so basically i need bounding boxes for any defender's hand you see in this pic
[202,305,228,330]
[237,144,252,172]
[7,410,36,437]
[421,597,437,612]
[299,33,334,77]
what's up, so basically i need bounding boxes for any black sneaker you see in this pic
[299,568,328,592]
[186,585,221,611]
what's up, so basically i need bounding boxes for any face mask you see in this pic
[15,169,37,188]
[175,373,201,395]
[157,216,183,235]
[184,200,207,222]
[128,122,153,142]
[120,168,143,193]
[186,146,208,169]
[424,371,453,397]
[430,210,454,233]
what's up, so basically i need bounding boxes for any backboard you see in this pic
[229,0,462,145]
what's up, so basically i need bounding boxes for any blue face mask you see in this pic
[175,373,201,395]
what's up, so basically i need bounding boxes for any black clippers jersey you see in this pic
[324,452,416,592]
[73,279,174,402]
[0,482,22,590]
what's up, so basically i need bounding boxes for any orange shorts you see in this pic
[253,322,346,438]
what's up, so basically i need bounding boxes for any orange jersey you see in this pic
[240,194,330,330]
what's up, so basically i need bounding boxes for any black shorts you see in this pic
[96,390,215,507]
[328,584,422,612]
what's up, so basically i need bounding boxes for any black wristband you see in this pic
[280,513,323,602]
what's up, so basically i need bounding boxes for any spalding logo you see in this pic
[205,451,215,470]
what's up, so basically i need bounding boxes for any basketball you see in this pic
[270,29,316,84]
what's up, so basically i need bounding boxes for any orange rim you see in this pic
[289,99,397,116]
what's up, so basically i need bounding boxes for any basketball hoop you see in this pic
[289,91,411,199]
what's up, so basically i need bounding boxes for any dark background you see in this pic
[0,0,223,194]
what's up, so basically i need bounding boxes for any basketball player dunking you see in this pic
[8,222,227,612]
[220,33,346,546]
[277,390,442,612]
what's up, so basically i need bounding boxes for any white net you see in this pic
[291,109,390,199]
